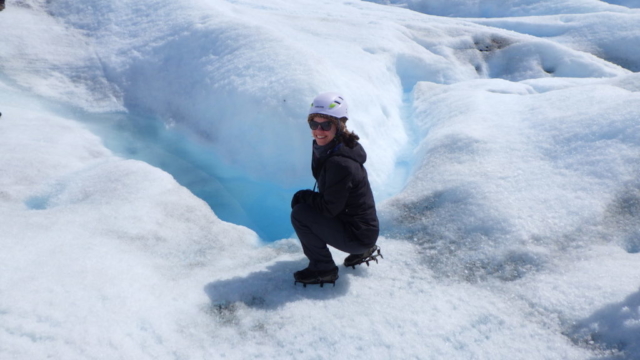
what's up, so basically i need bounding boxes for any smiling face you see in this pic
[311,116,337,146]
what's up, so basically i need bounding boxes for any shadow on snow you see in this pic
[567,289,640,359]
[203,260,371,313]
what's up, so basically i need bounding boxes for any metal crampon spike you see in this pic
[344,246,384,269]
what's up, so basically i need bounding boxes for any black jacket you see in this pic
[300,140,379,246]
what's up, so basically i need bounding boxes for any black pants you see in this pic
[291,204,371,271]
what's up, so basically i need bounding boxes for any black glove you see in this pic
[291,189,315,209]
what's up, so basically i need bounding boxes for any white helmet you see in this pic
[309,92,348,119]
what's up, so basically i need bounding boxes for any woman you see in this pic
[291,92,380,286]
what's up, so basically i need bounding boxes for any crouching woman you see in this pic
[291,92,380,286]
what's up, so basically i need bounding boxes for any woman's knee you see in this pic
[291,203,313,227]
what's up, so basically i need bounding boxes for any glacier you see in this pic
[1,0,640,359]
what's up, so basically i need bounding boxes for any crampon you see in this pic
[294,278,338,288]
[344,245,383,269]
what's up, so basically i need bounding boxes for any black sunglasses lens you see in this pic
[309,120,332,131]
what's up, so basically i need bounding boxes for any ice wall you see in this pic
[5,0,628,241]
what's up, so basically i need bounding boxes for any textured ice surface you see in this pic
[1,0,639,358]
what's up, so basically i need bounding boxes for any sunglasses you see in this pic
[308,120,333,131]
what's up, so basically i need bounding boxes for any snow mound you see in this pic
[380,73,640,281]
[364,0,636,17]
[472,12,640,72]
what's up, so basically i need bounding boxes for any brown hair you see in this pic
[308,114,360,148]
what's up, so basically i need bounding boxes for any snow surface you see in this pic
[1,0,640,359]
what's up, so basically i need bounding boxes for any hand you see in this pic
[291,189,314,209]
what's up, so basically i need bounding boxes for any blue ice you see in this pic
[80,111,299,242]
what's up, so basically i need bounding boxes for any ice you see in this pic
[2,0,632,241]
[365,0,637,17]
[1,0,640,358]
[381,73,640,281]
[570,290,640,357]
[472,12,640,72]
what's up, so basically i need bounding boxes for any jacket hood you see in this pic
[311,140,367,179]
[333,141,367,165]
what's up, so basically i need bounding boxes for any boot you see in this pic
[344,245,382,268]
[294,266,339,287]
